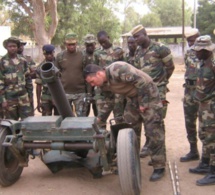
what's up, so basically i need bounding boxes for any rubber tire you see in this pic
[117,128,141,195]
[0,127,23,186]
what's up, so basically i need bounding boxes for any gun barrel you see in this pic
[40,62,75,118]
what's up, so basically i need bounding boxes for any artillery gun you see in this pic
[0,62,141,195]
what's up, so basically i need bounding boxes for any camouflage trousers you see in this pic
[124,96,166,169]
[158,85,169,119]
[198,98,215,164]
[4,93,31,120]
[66,93,88,117]
[183,85,199,144]
[41,99,59,116]
[95,88,124,127]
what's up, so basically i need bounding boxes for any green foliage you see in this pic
[196,0,215,40]
[144,0,192,26]
[52,0,121,45]
[140,13,162,27]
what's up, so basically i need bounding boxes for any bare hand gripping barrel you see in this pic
[40,62,75,118]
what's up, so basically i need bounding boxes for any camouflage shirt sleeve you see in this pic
[0,59,6,103]
[158,44,175,80]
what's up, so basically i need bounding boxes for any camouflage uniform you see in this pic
[94,46,125,125]
[55,32,88,117]
[194,55,215,160]
[35,60,58,116]
[134,41,174,119]
[22,54,36,116]
[82,48,98,116]
[183,49,200,145]
[101,62,166,169]
[0,54,31,120]
[125,51,136,66]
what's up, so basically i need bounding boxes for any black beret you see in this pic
[42,44,55,54]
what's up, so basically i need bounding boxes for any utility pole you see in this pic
[182,0,185,55]
[194,0,197,28]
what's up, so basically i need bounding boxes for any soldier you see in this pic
[188,35,215,186]
[180,29,200,162]
[130,24,175,158]
[94,30,125,127]
[82,34,98,116]
[17,39,36,116]
[84,62,166,181]
[35,44,58,116]
[125,36,138,65]
[55,32,88,116]
[0,37,32,120]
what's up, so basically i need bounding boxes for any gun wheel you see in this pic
[0,127,23,186]
[117,128,141,195]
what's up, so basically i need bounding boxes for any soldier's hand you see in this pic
[139,106,149,113]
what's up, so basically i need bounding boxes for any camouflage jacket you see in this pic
[94,46,124,67]
[82,49,96,66]
[35,59,55,101]
[184,49,200,81]
[0,54,30,103]
[21,54,36,99]
[125,51,135,66]
[194,54,215,102]
[102,61,161,107]
[134,41,175,86]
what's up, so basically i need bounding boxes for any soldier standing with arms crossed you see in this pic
[130,25,175,158]
[180,29,200,162]
[84,62,166,181]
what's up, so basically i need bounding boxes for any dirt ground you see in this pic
[0,59,214,195]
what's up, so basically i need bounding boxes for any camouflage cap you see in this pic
[130,24,145,35]
[84,34,96,44]
[185,28,199,38]
[3,37,21,49]
[192,35,215,52]
[64,32,77,44]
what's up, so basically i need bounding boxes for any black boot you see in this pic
[180,143,199,162]
[150,168,165,181]
[140,137,150,158]
[196,165,215,186]
[189,157,210,174]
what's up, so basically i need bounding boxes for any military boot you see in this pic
[189,157,210,174]
[139,137,149,158]
[196,165,215,186]
[150,168,165,181]
[180,143,199,162]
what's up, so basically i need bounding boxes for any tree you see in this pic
[145,0,192,26]
[5,0,58,61]
[196,0,215,40]
[140,12,162,27]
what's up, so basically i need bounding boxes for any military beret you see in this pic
[192,35,215,52]
[64,32,77,44]
[130,25,145,35]
[185,28,199,38]
[84,34,96,44]
[3,37,20,49]
[42,44,55,54]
